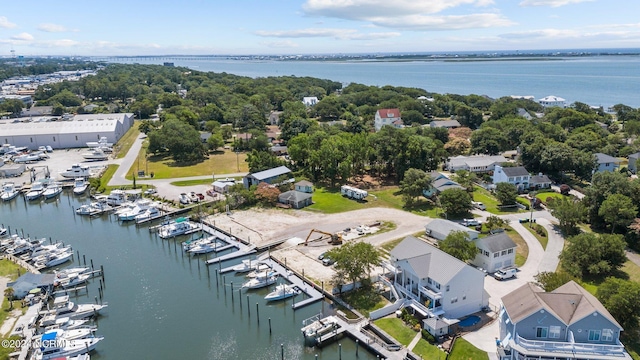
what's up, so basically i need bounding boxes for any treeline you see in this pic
[0,58,98,82]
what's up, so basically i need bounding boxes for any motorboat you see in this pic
[158,218,198,239]
[54,267,90,280]
[60,164,91,179]
[86,136,113,148]
[75,199,110,215]
[106,189,126,206]
[26,181,46,200]
[43,182,63,199]
[39,314,90,330]
[31,331,103,360]
[242,274,277,289]
[73,178,89,195]
[182,235,217,252]
[301,315,339,342]
[55,273,92,288]
[232,259,267,273]
[264,284,300,301]
[134,206,161,222]
[6,237,46,256]
[1,182,20,201]
[246,269,276,279]
[118,199,155,221]
[34,250,73,269]
[187,239,226,254]
[45,296,107,319]
[20,243,64,262]
[82,148,108,161]
[42,327,97,341]
[0,227,6,237]
[13,153,40,163]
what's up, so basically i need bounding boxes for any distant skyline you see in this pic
[1,0,639,56]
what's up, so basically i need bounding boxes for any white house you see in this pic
[389,236,488,331]
[492,165,531,191]
[594,153,621,173]
[211,178,237,194]
[471,232,517,273]
[538,95,566,108]
[424,219,479,241]
[446,155,507,173]
[374,108,403,131]
[302,97,318,107]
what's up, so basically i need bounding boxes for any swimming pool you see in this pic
[459,315,481,327]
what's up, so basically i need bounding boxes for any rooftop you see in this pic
[474,232,516,253]
[249,165,292,181]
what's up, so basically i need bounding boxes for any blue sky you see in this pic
[1,0,639,56]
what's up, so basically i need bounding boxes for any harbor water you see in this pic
[0,194,379,359]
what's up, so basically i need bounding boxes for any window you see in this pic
[536,327,548,338]
[484,250,490,257]
[53,136,56,142]
[450,297,458,304]
[478,248,483,254]
[30,137,33,143]
[435,283,440,290]
[75,136,78,141]
[446,285,450,292]
[494,253,499,258]
[602,329,614,341]
[501,250,507,256]
[549,326,561,339]
[507,249,513,254]
[427,278,432,285]
[588,330,601,341]
[462,295,466,300]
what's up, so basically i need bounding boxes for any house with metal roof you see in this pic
[594,153,621,173]
[471,232,517,272]
[498,281,631,360]
[6,272,56,299]
[242,165,293,189]
[425,219,479,241]
[294,180,313,194]
[492,165,531,191]
[446,155,508,173]
[429,119,461,129]
[278,190,313,209]
[374,108,402,131]
[538,95,566,108]
[389,236,488,330]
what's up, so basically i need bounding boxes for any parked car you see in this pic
[494,268,517,280]
[318,252,326,260]
[518,218,536,223]
[179,193,190,205]
[322,256,335,266]
[144,188,157,195]
[45,145,53,152]
[196,193,205,201]
[462,218,481,226]
[472,201,486,210]
[188,192,200,203]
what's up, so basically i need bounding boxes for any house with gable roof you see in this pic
[422,171,465,198]
[374,108,403,131]
[242,165,292,189]
[424,219,479,241]
[446,155,508,173]
[471,232,517,273]
[498,281,631,360]
[493,165,531,191]
[594,153,621,173]
[628,152,640,174]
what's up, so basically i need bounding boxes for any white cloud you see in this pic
[256,28,400,40]
[38,23,68,33]
[519,0,594,7]
[260,40,300,48]
[11,33,34,41]
[369,13,515,30]
[0,16,17,29]
[303,0,495,18]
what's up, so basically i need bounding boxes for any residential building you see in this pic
[242,166,292,189]
[538,95,566,108]
[594,153,621,173]
[628,152,640,174]
[498,281,631,360]
[530,173,552,189]
[516,108,532,120]
[211,178,237,194]
[302,97,318,107]
[446,155,508,173]
[422,171,464,198]
[429,120,461,129]
[268,111,282,125]
[294,180,313,193]
[425,219,479,241]
[492,165,531,191]
[374,108,402,131]
[278,190,313,209]
[390,236,488,330]
[471,232,516,273]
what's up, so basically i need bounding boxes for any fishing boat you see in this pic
[44,296,107,319]
[34,250,74,269]
[82,148,108,161]
[72,178,89,195]
[25,181,46,200]
[301,315,340,344]
[264,284,299,301]
[43,182,63,199]
[118,199,155,221]
[232,259,269,273]
[134,206,161,222]
[42,327,97,341]
[55,273,92,288]
[39,314,90,330]
[86,136,113,148]
[186,238,226,254]
[1,182,20,201]
[60,164,91,179]
[75,199,110,215]
[158,217,198,239]
[242,274,277,289]
[106,189,126,206]
[31,331,103,360]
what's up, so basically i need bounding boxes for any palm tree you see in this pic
[4,287,15,310]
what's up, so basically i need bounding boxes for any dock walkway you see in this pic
[204,224,256,265]
[260,258,324,310]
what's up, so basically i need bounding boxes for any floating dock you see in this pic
[259,258,324,310]
[204,224,257,265]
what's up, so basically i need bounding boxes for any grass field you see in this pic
[473,186,525,215]
[113,123,141,159]
[524,223,549,249]
[505,227,529,267]
[373,318,417,346]
[412,339,447,359]
[536,192,565,204]
[448,337,489,360]
[340,288,388,317]
[0,259,24,280]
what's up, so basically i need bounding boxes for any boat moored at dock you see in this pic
[158,217,198,239]
[264,284,300,301]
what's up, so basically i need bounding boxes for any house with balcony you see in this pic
[471,232,516,273]
[538,95,566,108]
[493,165,530,191]
[389,236,488,334]
[498,281,631,360]
[374,108,403,131]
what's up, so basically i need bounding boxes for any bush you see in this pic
[422,329,437,344]
[516,197,530,210]
[401,308,419,327]
[532,224,546,237]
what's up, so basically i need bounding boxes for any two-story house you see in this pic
[498,281,631,360]
[628,152,640,174]
[594,153,621,173]
[374,108,403,131]
[471,232,516,273]
[492,165,530,191]
[390,236,488,329]
[538,95,566,108]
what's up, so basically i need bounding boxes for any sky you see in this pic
[0,0,639,56]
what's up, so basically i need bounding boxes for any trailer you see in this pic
[340,185,368,200]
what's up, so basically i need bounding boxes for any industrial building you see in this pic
[0,113,134,150]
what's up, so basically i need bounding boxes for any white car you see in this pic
[462,218,481,226]
[144,188,157,195]
[472,201,486,210]
[179,193,190,205]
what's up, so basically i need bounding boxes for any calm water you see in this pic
[0,194,376,359]
[114,55,640,108]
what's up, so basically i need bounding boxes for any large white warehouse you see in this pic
[0,113,134,149]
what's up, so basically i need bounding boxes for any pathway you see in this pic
[407,332,422,351]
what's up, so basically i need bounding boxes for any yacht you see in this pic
[39,314,90,330]
[134,206,161,222]
[118,199,154,221]
[42,327,97,341]
[106,189,126,206]
[54,267,90,280]
[43,182,63,199]
[72,178,89,195]
[6,237,45,256]
[186,238,226,254]
[31,331,103,360]
[82,148,108,161]
[20,243,64,262]
[86,136,113,148]
[75,199,110,215]
[0,227,6,237]
[34,250,74,269]
[1,182,20,201]
[60,164,91,179]
[264,284,300,301]
[13,153,40,163]
[232,259,267,273]
[55,273,91,288]
[242,274,277,289]
[26,181,46,200]
[45,296,107,319]
[158,218,198,239]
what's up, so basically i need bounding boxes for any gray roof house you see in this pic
[498,281,631,360]
[278,190,313,209]
[594,153,621,173]
[447,155,508,173]
[422,171,464,198]
[425,219,479,241]
[7,272,56,299]
[472,232,517,272]
[429,120,461,129]
[243,166,292,189]
[389,236,488,333]
[530,173,552,189]
[628,152,640,174]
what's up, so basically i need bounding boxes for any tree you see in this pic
[452,170,476,193]
[399,168,432,207]
[147,119,206,163]
[254,182,280,206]
[495,182,517,205]
[206,133,225,152]
[546,197,586,236]
[438,188,472,217]
[534,272,577,292]
[245,150,285,173]
[4,287,14,310]
[327,242,380,287]
[439,231,476,262]
[485,215,508,232]
[597,277,640,332]
[598,194,637,233]
[0,99,24,117]
[560,233,627,277]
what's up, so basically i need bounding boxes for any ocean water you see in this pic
[112,54,640,108]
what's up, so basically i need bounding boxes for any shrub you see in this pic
[422,329,437,344]
[516,197,530,210]
[532,224,546,237]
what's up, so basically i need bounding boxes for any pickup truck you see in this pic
[494,268,517,280]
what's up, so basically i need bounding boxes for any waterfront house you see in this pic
[278,190,313,209]
[7,272,56,299]
[243,166,293,189]
[538,95,566,108]
[425,219,479,241]
[429,120,461,129]
[389,236,488,327]
[446,155,508,173]
[498,281,631,360]
[294,180,313,193]
[492,165,530,191]
[628,152,640,174]
[471,232,516,273]
[594,153,621,173]
[374,108,402,131]
[422,171,464,198]
[516,108,532,120]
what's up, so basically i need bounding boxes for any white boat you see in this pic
[0,227,6,237]
[187,239,226,254]
[242,274,278,289]
[158,218,198,239]
[26,181,46,200]
[106,189,126,206]
[21,243,64,262]
[1,182,20,201]
[6,237,45,256]
[60,164,91,179]
[31,331,103,360]
[73,178,89,195]
[39,314,90,330]
[42,327,96,341]
[182,235,218,252]
[13,153,40,163]
[54,267,90,280]
[301,316,339,341]
[86,136,113,148]
[82,148,108,161]
[75,199,110,215]
[264,284,300,301]
[134,206,161,222]
[43,183,63,199]
[35,250,73,269]
[232,259,266,273]
[55,273,91,288]
[246,269,276,279]
[118,199,155,221]
[45,296,107,319]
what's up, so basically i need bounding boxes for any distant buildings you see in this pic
[302,97,318,107]
[374,108,403,131]
[628,152,640,174]
[424,219,479,241]
[429,120,461,129]
[492,165,531,191]
[538,95,566,108]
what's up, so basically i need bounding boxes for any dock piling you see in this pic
[356,339,359,356]
[269,317,272,334]
[215,269,219,287]
[223,276,226,295]
[281,344,284,360]
[83,254,86,266]
[231,282,234,301]
[339,343,342,359]
[247,295,250,316]
[90,259,94,270]
[100,265,105,280]
[256,303,259,324]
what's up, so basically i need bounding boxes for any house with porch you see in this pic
[294,180,313,193]
[278,190,313,209]
[492,165,530,191]
[211,178,237,194]
[498,281,631,360]
[424,219,479,241]
[389,236,488,334]
[471,232,517,273]
[374,108,402,131]
[594,153,621,173]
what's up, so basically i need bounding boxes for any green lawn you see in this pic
[373,318,418,346]
[473,186,525,215]
[412,339,447,360]
[0,260,23,280]
[170,177,241,186]
[340,287,388,317]
[501,228,529,267]
[535,192,565,204]
[113,122,141,159]
[524,224,549,250]
[448,337,489,360]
